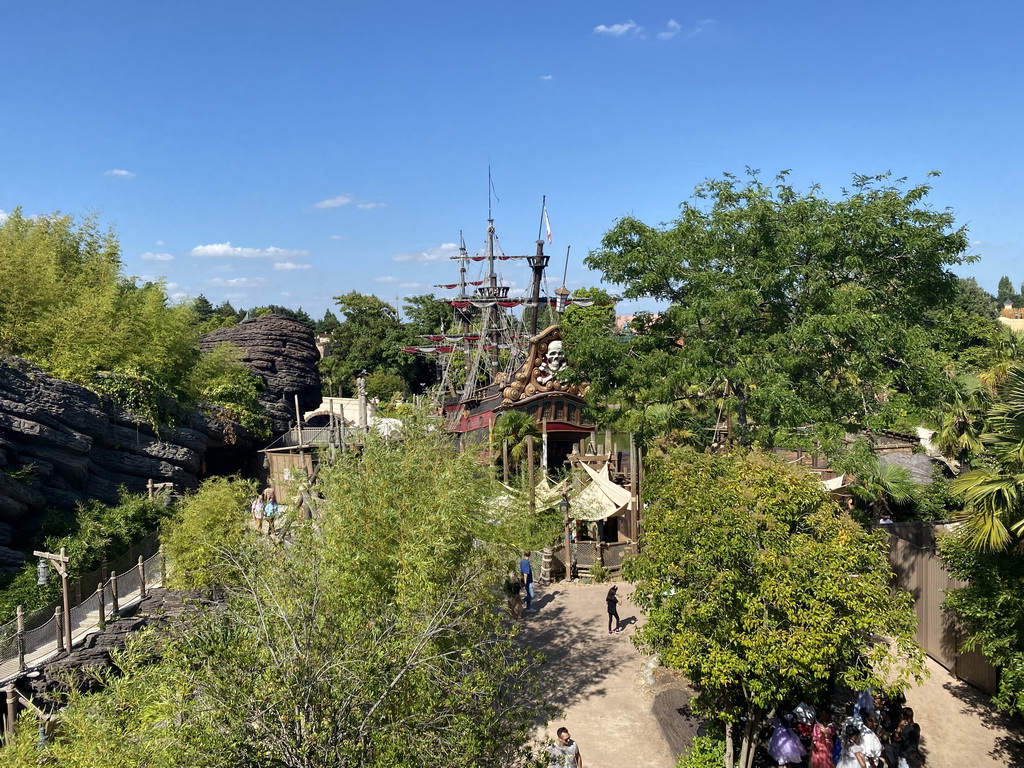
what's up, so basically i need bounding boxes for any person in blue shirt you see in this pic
[519,553,534,612]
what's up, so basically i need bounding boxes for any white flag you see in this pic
[543,204,552,244]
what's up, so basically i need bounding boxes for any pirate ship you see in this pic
[401,198,596,470]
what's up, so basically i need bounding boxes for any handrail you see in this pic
[0,548,164,685]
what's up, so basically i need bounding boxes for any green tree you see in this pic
[162,476,255,592]
[187,342,270,438]
[996,275,1020,306]
[931,374,989,467]
[315,308,342,334]
[491,410,541,476]
[402,293,455,336]
[951,363,1024,549]
[583,171,972,447]
[0,210,201,404]
[3,419,552,768]
[192,294,215,322]
[321,292,438,396]
[624,447,925,768]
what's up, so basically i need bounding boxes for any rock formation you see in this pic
[0,315,322,566]
[0,357,258,559]
[199,314,322,435]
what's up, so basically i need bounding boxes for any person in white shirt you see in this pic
[548,727,582,768]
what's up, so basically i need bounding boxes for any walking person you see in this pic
[251,495,265,533]
[548,727,582,768]
[606,584,622,634]
[264,498,279,536]
[520,552,534,612]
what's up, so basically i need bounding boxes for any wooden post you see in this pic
[637,443,644,540]
[541,418,549,479]
[61,547,72,655]
[54,606,65,654]
[16,606,25,673]
[138,556,147,600]
[96,582,105,627]
[294,394,303,445]
[502,440,509,486]
[527,437,535,513]
[597,541,606,569]
[629,433,638,541]
[110,571,119,616]
[147,478,154,499]
[563,494,573,581]
[5,684,16,739]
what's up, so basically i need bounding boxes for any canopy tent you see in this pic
[821,474,847,492]
[568,461,631,521]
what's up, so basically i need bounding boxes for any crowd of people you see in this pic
[768,691,923,768]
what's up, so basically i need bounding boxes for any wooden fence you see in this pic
[887,529,998,694]
[548,540,637,580]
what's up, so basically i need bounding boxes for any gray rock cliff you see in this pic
[199,314,322,435]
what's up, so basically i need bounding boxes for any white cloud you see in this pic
[594,20,641,37]
[658,19,681,39]
[140,252,174,261]
[0,209,7,223]
[399,282,423,289]
[274,261,312,271]
[392,242,460,263]
[154,240,166,246]
[374,275,397,283]
[206,277,266,288]
[190,242,310,259]
[330,235,346,240]
[105,168,136,179]
[356,202,386,210]
[688,19,716,37]
[314,194,355,209]
[541,74,554,81]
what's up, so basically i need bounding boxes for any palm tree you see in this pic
[932,374,989,468]
[849,458,918,520]
[952,364,1024,550]
[491,411,541,476]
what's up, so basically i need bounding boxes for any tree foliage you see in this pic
[950,363,1024,549]
[624,446,925,768]
[162,476,255,592]
[320,292,423,398]
[582,171,973,447]
[3,421,552,767]
[0,209,201,391]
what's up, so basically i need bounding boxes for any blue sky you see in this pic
[2,1,1022,319]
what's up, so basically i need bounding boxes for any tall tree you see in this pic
[624,447,925,768]
[951,363,1024,549]
[997,275,1018,305]
[321,292,416,396]
[402,293,455,336]
[583,171,972,447]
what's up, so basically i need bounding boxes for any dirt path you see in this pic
[523,580,693,767]
[524,580,1024,768]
